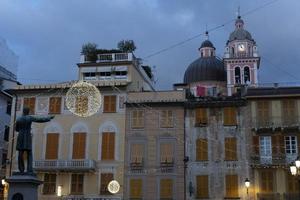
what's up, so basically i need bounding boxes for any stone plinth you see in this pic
[6,172,42,200]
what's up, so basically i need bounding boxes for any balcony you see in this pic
[34,159,96,172]
[250,154,287,167]
[251,116,300,131]
[130,160,144,173]
[160,161,174,173]
[81,52,134,63]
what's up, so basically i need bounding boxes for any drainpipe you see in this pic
[9,94,17,176]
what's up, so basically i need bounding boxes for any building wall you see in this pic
[186,105,252,200]
[124,91,185,200]
[249,96,300,200]
[8,89,127,200]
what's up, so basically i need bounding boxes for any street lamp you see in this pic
[244,178,250,195]
[290,157,300,199]
[57,185,62,197]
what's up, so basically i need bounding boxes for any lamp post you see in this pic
[245,178,250,199]
[290,156,300,199]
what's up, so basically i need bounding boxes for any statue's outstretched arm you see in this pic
[31,115,55,123]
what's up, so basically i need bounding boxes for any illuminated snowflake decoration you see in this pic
[66,81,101,117]
[108,180,120,194]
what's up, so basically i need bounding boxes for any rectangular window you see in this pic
[72,132,86,159]
[129,179,142,199]
[196,175,209,198]
[49,97,62,114]
[225,174,239,198]
[6,100,11,115]
[75,96,88,115]
[101,132,115,160]
[196,139,208,161]
[195,108,208,126]
[160,179,173,199]
[160,110,173,128]
[131,110,144,128]
[260,136,272,164]
[23,97,36,114]
[4,126,9,142]
[100,173,113,195]
[130,143,144,164]
[260,170,273,193]
[282,99,297,124]
[285,136,297,154]
[45,133,59,160]
[223,107,237,126]
[257,101,270,127]
[71,174,84,194]
[43,174,56,195]
[103,95,116,113]
[83,72,96,80]
[225,137,237,161]
[160,143,173,163]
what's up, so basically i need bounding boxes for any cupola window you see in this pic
[231,47,235,57]
[234,67,241,84]
[244,67,250,83]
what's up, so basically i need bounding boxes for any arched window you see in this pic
[244,67,250,84]
[201,51,203,57]
[210,51,213,56]
[235,67,241,84]
[231,47,235,57]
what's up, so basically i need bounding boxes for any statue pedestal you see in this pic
[6,172,42,200]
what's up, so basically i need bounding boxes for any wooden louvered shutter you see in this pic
[101,132,115,160]
[257,101,269,126]
[225,138,237,161]
[131,144,143,163]
[224,107,237,126]
[75,96,88,115]
[104,96,116,113]
[45,133,59,159]
[196,175,208,198]
[72,132,86,159]
[160,179,173,199]
[195,108,207,125]
[226,175,238,198]
[253,135,260,155]
[261,171,273,192]
[49,97,61,114]
[130,179,142,198]
[160,143,173,163]
[100,173,113,194]
[196,139,208,161]
[24,97,36,114]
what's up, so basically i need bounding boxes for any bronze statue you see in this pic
[15,107,54,173]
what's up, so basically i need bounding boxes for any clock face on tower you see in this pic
[238,44,245,51]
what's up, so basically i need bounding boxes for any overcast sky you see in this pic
[0,0,299,90]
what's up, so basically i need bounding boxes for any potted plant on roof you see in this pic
[81,42,98,63]
[117,40,136,52]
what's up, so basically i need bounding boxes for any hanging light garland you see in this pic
[66,80,101,117]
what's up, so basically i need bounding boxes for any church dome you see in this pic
[183,56,226,84]
[229,29,253,42]
[200,40,215,49]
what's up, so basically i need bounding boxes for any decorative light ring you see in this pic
[108,180,120,194]
[66,81,101,117]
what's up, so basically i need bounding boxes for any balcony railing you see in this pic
[251,154,288,166]
[130,160,144,173]
[34,159,96,172]
[251,116,300,129]
[160,161,174,173]
[82,53,133,63]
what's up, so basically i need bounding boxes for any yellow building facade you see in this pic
[6,51,154,200]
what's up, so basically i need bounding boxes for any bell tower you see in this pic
[224,15,260,96]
